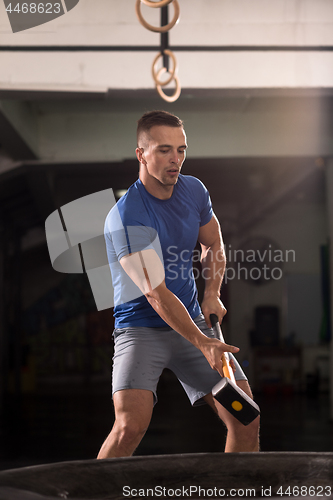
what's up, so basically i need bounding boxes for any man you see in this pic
[98,111,259,458]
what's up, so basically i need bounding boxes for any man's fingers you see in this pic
[222,342,239,354]
[214,353,236,377]
[202,338,239,376]
[204,311,226,328]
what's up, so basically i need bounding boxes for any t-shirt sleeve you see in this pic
[200,188,213,226]
[111,225,158,261]
[187,176,213,227]
[104,196,159,263]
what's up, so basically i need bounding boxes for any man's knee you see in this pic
[228,414,260,442]
[112,389,154,446]
[114,418,149,446]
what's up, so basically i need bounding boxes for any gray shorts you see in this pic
[112,314,247,406]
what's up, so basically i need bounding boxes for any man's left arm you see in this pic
[198,213,227,328]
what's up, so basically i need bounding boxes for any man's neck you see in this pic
[139,174,174,200]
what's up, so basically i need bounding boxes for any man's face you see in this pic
[137,125,187,191]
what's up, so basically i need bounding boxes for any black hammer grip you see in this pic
[210,313,224,342]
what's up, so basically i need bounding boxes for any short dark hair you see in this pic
[137,110,183,146]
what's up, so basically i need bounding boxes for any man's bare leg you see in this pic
[97,389,154,459]
[204,380,260,452]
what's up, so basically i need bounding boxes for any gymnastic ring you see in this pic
[141,0,174,8]
[135,0,180,33]
[156,68,181,103]
[152,50,177,86]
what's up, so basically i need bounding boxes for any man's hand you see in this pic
[200,336,239,378]
[201,293,227,328]
[201,297,237,376]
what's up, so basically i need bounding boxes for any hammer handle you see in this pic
[210,314,225,342]
[210,314,236,383]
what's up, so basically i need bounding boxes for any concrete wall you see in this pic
[1,0,333,91]
[7,95,329,161]
[1,0,332,162]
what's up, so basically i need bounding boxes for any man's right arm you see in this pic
[120,249,239,378]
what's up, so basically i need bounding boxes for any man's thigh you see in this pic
[113,388,154,428]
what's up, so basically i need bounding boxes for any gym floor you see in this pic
[0,369,332,471]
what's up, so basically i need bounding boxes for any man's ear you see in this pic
[135,147,142,163]
[136,147,147,165]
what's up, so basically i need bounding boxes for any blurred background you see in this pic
[0,0,333,470]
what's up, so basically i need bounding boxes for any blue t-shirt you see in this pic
[104,174,213,327]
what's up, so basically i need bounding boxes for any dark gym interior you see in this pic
[0,125,332,470]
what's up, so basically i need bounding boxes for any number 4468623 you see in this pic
[6,3,61,14]
[276,485,332,497]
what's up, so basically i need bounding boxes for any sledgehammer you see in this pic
[210,314,260,426]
